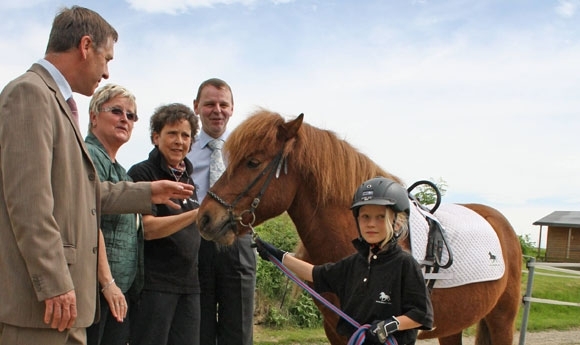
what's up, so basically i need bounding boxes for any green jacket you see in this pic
[85,132,144,295]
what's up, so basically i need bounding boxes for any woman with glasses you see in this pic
[84,83,143,345]
[127,103,201,345]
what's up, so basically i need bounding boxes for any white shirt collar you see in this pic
[197,128,229,149]
[37,58,73,100]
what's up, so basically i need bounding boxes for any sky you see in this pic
[1,0,579,247]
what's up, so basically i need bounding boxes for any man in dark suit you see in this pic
[0,6,193,345]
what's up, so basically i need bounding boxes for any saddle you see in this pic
[407,181,454,291]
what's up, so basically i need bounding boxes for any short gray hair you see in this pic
[88,84,137,132]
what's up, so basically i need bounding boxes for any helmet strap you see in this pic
[392,213,401,239]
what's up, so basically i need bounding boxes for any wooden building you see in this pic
[533,211,580,262]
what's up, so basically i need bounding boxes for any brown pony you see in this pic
[197,110,522,345]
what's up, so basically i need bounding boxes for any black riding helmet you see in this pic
[351,177,410,218]
[351,177,410,242]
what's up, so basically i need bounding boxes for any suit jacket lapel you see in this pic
[28,63,95,169]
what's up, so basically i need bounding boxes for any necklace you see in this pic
[168,162,188,205]
[168,161,186,181]
[169,167,184,182]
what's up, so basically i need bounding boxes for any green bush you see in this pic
[289,293,323,328]
[263,305,289,328]
[519,234,536,256]
[254,213,323,328]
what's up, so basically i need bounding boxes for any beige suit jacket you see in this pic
[0,63,151,328]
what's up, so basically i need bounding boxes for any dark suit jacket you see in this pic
[0,63,151,328]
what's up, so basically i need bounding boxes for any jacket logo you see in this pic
[376,291,391,304]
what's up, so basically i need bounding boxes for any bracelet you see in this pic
[101,278,115,292]
[281,252,295,262]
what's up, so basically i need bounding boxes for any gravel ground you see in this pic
[418,328,580,345]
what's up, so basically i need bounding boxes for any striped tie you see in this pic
[66,96,79,126]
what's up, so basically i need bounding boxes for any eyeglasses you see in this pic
[101,106,138,122]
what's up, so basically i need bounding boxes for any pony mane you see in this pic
[225,109,401,207]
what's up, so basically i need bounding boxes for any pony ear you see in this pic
[278,113,304,141]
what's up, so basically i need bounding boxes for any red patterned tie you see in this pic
[66,96,79,125]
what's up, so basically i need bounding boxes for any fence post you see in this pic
[519,256,535,345]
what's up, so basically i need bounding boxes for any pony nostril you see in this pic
[198,214,210,232]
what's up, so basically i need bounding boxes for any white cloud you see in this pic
[0,0,46,10]
[124,0,293,14]
[555,0,577,18]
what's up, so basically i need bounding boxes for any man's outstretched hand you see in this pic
[151,180,194,209]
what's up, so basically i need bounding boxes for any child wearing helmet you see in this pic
[255,177,433,345]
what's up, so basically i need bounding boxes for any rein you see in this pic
[207,149,286,231]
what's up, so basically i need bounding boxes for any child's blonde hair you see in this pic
[379,207,409,249]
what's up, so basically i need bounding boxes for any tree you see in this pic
[411,177,447,205]
[519,234,537,256]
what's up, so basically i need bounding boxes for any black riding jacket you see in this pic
[312,239,434,345]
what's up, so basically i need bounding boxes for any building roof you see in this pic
[533,211,580,228]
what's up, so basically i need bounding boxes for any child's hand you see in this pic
[254,237,286,262]
[366,316,399,344]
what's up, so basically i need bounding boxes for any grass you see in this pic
[254,325,328,345]
[518,266,580,331]
[254,264,580,344]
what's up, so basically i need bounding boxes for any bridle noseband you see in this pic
[207,149,287,234]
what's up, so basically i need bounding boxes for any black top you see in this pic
[312,239,434,345]
[128,148,200,294]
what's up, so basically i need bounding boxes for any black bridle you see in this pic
[207,149,287,233]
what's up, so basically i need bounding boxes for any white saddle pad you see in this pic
[409,203,505,288]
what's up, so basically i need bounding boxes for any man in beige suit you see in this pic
[0,6,193,345]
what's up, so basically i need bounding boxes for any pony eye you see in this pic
[247,159,260,169]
